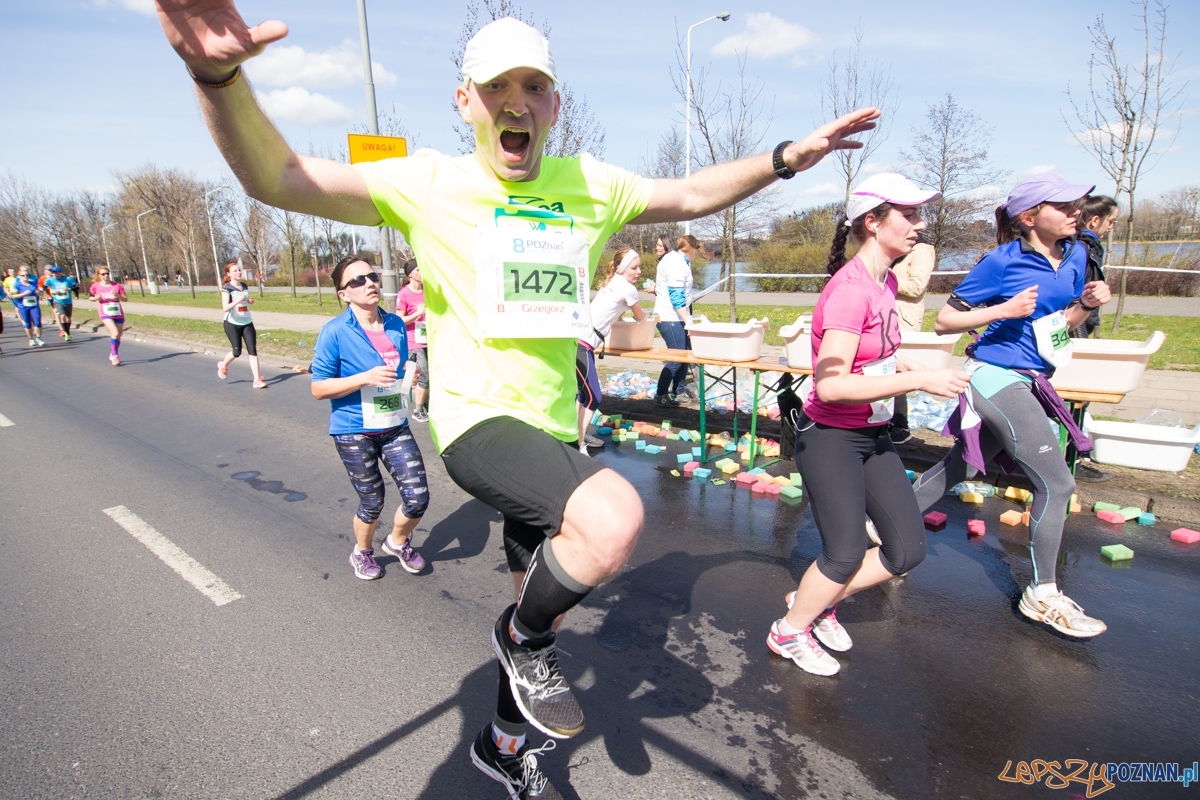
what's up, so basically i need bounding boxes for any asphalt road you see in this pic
[2,325,1198,799]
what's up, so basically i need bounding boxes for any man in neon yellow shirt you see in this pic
[155,3,878,794]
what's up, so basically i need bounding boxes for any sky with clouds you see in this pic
[3,0,1198,216]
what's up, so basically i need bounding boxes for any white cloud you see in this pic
[799,181,842,197]
[1017,165,1056,177]
[93,0,156,15]
[246,40,396,89]
[256,88,353,126]
[711,13,816,61]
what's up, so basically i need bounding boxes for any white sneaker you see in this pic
[35,337,44,346]
[578,443,590,457]
[28,338,36,347]
[767,620,840,676]
[1018,586,1107,638]
[784,592,852,651]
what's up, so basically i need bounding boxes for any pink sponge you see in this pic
[751,481,768,494]
[1096,510,1126,524]
[765,483,782,496]
[735,473,757,488]
[967,520,986,537]
[1171,527,1200,544]
[923,511,947,531]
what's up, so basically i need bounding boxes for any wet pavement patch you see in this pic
[230,470,307,502]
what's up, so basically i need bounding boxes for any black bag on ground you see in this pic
[777,374,805,460]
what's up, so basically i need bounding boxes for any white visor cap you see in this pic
[845,173,941,223]
[462,18,557,86]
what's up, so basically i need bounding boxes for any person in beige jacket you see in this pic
[889,241,935,442]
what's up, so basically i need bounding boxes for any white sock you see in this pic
[492,724,526,754]
[1031,581,1059,601]
[777,618,805,636]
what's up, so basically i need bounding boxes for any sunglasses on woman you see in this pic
[339,272,380,290]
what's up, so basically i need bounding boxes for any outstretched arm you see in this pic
[631,108,880,225]
[155,0,381,225]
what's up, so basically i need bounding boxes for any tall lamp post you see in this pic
[356,0,397,311]
[684,12,731,236]
[101,222,116,277]
[204,185,228,289]
[136,209,157,297]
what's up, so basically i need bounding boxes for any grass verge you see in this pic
[79,313,317,361]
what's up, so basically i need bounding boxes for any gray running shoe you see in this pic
[410,406,429,423]
[470,725,562,799]
[492,604,585,739]
[653,394,679,407]
[349,548,382,580]
[584,433,604,448]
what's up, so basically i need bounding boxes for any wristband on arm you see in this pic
[946,293,975,312]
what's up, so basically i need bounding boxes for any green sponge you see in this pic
[780,486,802,500]
[1093,501,1121,512]
[1100,543,1135,561]
[1118,506,1142,521]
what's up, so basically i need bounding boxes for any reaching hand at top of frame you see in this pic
[155,0,288,82]
[784,108,881,175]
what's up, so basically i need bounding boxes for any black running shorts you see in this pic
[441,416,603,571]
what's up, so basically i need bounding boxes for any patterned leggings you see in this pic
[333,425,429,523]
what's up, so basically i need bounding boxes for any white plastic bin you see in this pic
[896,331,962,370]
[605,315,658,351]
[1049,331,1165,394]
[685,315,770,362]
[779,315,813,369]
[1084,418,1200,472]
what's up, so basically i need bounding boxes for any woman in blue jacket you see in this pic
[312,256,430,581]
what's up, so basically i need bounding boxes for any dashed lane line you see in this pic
[103,505,244,607]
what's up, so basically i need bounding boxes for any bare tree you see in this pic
[233,197,280,297]
[902,93,1006,267]
[451,0,606,158]
[0,171,49,269]
[1064,0,1187,332]
[677,49,778,320]
[270,207,308,298]
[819,24,896,204]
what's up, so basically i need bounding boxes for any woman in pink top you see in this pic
[766,174,969,677]
[397,259,429,422]
[88,266,127,366]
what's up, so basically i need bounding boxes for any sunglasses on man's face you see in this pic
[340,272,381,290]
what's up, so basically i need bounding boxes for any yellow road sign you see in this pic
[347,134,408,164]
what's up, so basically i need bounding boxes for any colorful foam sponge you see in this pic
[1171,528,1200,544]
[1096,510,1126,524]
[967,520,986,537]
[999,510,1024,526]
[923,511,947,530]
[1100,543,1134,561]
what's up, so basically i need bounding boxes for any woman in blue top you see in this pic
[912,174,1113,638]
[11,265,45,347]
[311,256,430,581]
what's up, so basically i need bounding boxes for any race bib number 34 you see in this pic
[477,228,591,339]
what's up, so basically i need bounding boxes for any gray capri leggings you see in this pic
[409,347,429,390]
[794,418,928,583]
[912,380,1076,586]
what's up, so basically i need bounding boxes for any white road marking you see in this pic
[103,505,243,606]
[0,412,14,427]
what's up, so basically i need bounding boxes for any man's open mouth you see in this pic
[500,128,531,162]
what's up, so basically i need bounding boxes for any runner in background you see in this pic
[397,259,429,422]
[1070,194,1118,340]
[912,173,1113,638]
[11,266,45,347]
[45,266,79,341]
[311,256,428,581]
[37,265,53,315]
[771,174,964,677]
[88,266,127,365]
[576,246,646,454]
[217,261,267,388]
[888,240,935,443]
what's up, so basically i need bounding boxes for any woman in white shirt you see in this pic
[648,235,697,406]
[576,247,646,454]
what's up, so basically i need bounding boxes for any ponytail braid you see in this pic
[827,219,851,275]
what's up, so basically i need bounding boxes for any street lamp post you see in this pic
[101,222,116,276]
[356,0,397,312]
[136,209,157,297]
[684,12,731,236]
[204,185,228,291]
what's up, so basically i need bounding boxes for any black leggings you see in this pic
[794,418,927,583]
[224,321,257,357]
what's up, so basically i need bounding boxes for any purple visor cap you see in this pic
[1004,173,1095,217]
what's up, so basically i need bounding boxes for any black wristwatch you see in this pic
[772,140,795,180]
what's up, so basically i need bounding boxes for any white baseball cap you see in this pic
[846,173,941,222]
[461,18,557,86]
